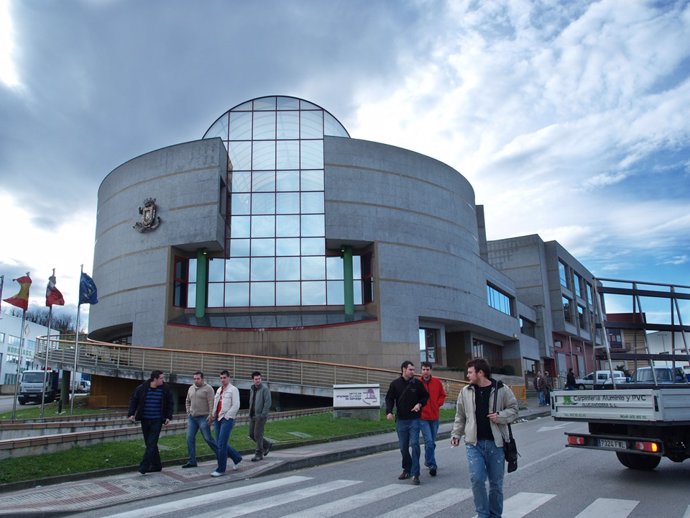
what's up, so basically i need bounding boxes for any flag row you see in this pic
[1,271,98,311]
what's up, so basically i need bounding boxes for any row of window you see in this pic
[562,296,591,330]
[559,260,593,304]
[487,284,513,316]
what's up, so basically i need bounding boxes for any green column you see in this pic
[195,249,208,318]
[343,245,354,317]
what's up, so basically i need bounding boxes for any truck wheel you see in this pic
[18,398,26,405]
[577,384,585,390]
[616,452,661,471]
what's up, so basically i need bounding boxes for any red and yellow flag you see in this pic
[3,275,32,311]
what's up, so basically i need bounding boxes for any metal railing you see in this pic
[35,336,470,402]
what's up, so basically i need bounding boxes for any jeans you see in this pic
[139,419,163,473]
[537,390,545,405]
[214,418,243,473]
[395,418,421,476]
[249,415,272,456]
[419,419,439,468]
[466,439,506,518]
[187,415,217,464]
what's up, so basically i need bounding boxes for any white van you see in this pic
[575,370,628,389]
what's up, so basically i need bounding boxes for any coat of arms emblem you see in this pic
[133,198,161,232]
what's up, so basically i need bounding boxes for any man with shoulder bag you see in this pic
[451,358,519,518]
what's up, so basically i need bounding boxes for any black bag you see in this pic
[492,380,519,473]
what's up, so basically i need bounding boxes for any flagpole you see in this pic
[40,268,57,419]
[11,272,30,422]
[0,275,4,313]
[70,265,84,415]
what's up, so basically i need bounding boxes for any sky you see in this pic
[1,0,689,324]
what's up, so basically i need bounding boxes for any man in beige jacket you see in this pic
[182,371,217,468]
[451,358,518,518]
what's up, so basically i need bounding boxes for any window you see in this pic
[173,256,191,307]
[520,317,536,338]
[419,328,438,363]
[487,284,513,316]
[573,273,582,298]
[577,305,586,329]
[586,283,593,305]
[563,296,573,323]
[559,261,568,288]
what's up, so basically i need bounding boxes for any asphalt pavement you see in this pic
[0,396,551,516]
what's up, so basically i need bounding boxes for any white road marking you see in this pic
[377,487,473,518]
[574,497,639,518]
[503,492,556,518]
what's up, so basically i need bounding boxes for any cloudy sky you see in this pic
[1,0,689,321]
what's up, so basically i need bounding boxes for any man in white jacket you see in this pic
[211,370,243,477]
[450,358,518,518]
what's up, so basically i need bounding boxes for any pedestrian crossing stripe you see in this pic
[574,498,639,518]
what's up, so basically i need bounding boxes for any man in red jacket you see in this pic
[419,361,447,477]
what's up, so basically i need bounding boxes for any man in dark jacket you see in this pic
[128,370,174,474]
[248,371,273,462]
[385,360,429,485]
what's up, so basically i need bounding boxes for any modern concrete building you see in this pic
[89,95,535,374]
[0,313,54,390]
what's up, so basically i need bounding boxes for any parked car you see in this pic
[76,380,91,393]
[632,366,687,384]
[575,370,628,389]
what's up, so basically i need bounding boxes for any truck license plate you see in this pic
[599,439,626,449]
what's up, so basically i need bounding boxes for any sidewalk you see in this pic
[0,397,550,515]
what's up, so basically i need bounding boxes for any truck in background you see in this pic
[18,368,61,404]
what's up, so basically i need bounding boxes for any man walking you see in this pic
[451,358,519,518]
[127,370,174,475]
[248,371,273,462]
[419,361,446,477]
[211,370,243,477]
[182,371,217,468]
[534,371,546,406]
[385,360,429,485]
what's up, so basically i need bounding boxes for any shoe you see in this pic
[251,455,263,462]
[181,462,197,468]
[138,469,147,475]
[412,476,420,485]
[263,442,272,457]
[210,471,225,477]
[149,467,162,472]
[398,471,410,480]
[233,460,241,471]
[429,467,437,477]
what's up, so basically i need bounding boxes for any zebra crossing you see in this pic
[102,474,690,518]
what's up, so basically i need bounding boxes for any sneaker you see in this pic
[398,471,410,480]
[210,471,225,477]
[233,460,241,471]
[251,455,263,462]
[429,467,437,477]
[181,462,197,468]
[412,476,420,485]
[138,469,147,475]
[263,442,272,457]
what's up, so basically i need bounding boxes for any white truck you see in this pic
[18,368,61,404]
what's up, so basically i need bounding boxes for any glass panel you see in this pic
[232,171,252,193]
[251,238,275,256]
[324,112,349,137]
[253,111,276,139]
[251,215,274,237]
[327,280,344,305]
[277,96,299,110]
[253,97,276,110]
[276,282,300,305]
[276,170,300,191]
[251,257,275,281]
[353,257,362,279]
[276,257,300,280]
[208,258,225,282]
[226,258,249,281]
[231,216,251,238]
[251,282,275,306]
[229,111,252,140]
[228,142,252,170]
[252,170,275,192]
[276,215,300,237]
[276,192,300,214]
[208,283,224,307]
[276,140,299,168]
[276,238,300,256]
[252,141,275,170]
[204,115,228,139]
[188,258,197,282]
[277,113,299,140]
[301,192,324,213]
[187,283,196,307]
[252,193,275,214]
[233,100,253,111]
[302,256,325,280]
[353,279,363,304]
[301,214,325,236]
[301,140,324,168]
[301,111,323,138]
[231,193,251,214]
[226,283,249,306]
[229,239,250,257]
[300,99,319,110]
[302,281,326,305]
[326,256,343,279]
[301,170,324,191]
[302,238,324,255]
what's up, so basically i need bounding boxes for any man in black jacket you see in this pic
[128,370,174,474]
[385,360,429,485]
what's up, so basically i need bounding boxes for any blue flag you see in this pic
[79,272,98,305]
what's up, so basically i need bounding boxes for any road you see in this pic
[78,415,690,518]
[0,395,18,414]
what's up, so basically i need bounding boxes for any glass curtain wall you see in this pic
[202,96,360,308]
